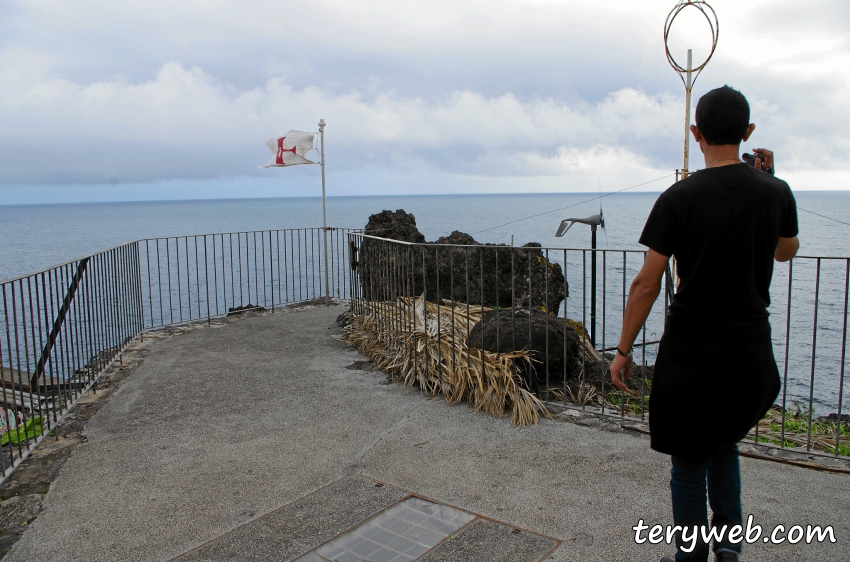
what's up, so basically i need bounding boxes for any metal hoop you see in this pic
[664,0,719,86]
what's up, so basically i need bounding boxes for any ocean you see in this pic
[3,191,849,281]
[1,191,849,414]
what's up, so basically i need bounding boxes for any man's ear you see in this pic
[690,124,702,143]
[742,123,756,142]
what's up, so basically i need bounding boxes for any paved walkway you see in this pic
[5,304,848,562]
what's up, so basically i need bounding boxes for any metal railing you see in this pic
[139,228,355,329]
[0,243,141,479]
[0,227,356,482]
[347,232,849,458]
[0,226,846,484]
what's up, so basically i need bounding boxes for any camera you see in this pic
[742,152,775,176]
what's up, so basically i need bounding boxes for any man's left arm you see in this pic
[609,249,669,391]
[775,236,799,262]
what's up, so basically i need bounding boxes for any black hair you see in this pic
[694,85,750,145]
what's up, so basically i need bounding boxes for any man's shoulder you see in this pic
[657,172,703,202]
[672,165,792,197]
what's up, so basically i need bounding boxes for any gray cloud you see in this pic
[1,0,848,193]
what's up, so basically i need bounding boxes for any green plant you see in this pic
[749,403,849,457]
[1,417,43,446]
[826,442,850,456]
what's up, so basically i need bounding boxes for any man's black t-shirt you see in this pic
[641,163,798,461]
[640,163,798,321]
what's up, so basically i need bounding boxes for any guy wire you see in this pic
[469,173,850,235]
[471,173,675,235]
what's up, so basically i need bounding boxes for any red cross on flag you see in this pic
[261,131,316,167]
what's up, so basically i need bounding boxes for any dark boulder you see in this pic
[467,308,581,390]
[358,210,426,301]
[817,412,850,428]
[227,304,267,315]
[428,231,566,312]
[364,209,426,243]
[336,309,352,327]
[357,210,567,313]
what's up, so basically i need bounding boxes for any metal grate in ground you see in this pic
[171,474,559,562]
[296,497,475,562]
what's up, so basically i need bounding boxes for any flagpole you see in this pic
[319,119,330,301]
[682,48,693,178]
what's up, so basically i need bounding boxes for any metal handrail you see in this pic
[347,232,849,459]
[0,226,358,483]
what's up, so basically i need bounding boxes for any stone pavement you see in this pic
[4,304,848,562]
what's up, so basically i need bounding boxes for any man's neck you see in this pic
[701,144,741,168]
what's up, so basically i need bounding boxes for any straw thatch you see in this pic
[343,294,550,425]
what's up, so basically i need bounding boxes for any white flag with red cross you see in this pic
[261,131,316,167]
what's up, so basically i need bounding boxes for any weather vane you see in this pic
[664,0,719,179]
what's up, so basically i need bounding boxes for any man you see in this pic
[608,85,799,562]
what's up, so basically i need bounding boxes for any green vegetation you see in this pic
[748,403,850,457]
[1,417,44,446]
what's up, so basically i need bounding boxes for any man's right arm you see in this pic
[775,236,799,262]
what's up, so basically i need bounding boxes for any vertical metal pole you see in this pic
[135,241,145,333]
[683,48,693,178]
[835,259,849,456]
[590,224,597,348]
[526,245,538,392]
[254,231,260,307]
[268,231,274,312]
[563,249,568,407]
[204,236,211,325]
[194,237,201,321]
[319,119,331,301]
[220,233,227,310]
[806,259,821,452]
[155,239,163,326]
[780,260,792,448]
[212,235,220,316]
[544,248,550,397]
[435,246,441,371]
[166,239,174,324]
[185,237,191,321]
[175,237,183,323]
[581,250,586,410]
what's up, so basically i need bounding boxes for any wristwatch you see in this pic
[616,346,632,358]
[764,166,775,176]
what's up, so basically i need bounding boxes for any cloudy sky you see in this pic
[1,0,848,204]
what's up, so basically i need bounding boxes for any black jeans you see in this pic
[671,444,742,561]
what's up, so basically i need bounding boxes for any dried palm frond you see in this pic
[343,295,550,425]
[579,337,603,364]
[565,381,597,406]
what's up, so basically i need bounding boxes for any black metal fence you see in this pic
[0,227,355,482]
[139,228,355,329]
[0,226,846,484]
[0,243,141,479]
[347,232,849,458]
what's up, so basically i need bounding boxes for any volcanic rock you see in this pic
[428,231,566,312]
[357,210,567,313]
[364,209,426,244]
[467,307,581,390]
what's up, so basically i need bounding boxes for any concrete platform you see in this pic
[5,304,848,562]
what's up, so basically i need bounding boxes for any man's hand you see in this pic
[751,148,774,171]
[609,351,632,392]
